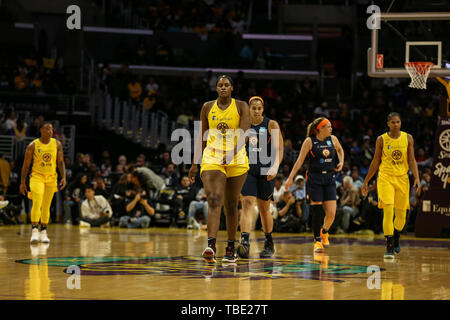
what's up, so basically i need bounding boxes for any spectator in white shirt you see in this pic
[79,184,113,227]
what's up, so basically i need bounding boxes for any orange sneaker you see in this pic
[320,228,329,248]
[314,253,329,269]
[314,241,324,253]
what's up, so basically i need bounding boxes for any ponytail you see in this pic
[306,117,325,137]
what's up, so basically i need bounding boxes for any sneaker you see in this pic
[79,221,91,228]
[39,230,50,243]
[320,228,329,248]
[39,243,50,255]
[384,236,395,259]
[314,241,324,253]
[222,246,237,263]
[202,246,216,263]
[393,230,401,254]
[30,228,39,244]
[314,252,329,269]
[189,217,201,230]
[0,200,9,209]
[30,244,39,257]
[259,240,275,258]
[237,239,250,259]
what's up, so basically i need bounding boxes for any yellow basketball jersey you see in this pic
[379,131,409,176]
[202,99,247,164]
[32,138,57,177]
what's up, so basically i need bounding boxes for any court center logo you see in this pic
[16,256,383,282]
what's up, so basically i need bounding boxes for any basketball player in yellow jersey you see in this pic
[361,113,420,259]
[189,75,250,263]
[20,123,66,244]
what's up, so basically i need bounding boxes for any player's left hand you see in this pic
[334,162,343,172]
[413,177,421,195]
[59,178,66,190]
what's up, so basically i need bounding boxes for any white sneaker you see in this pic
[30,244,39,257]
[0,200,9,209]
[39,230,50,243]
[39,243,50,255]
[79,221,91,228]
[30,228,40,244]
[189,217,201,230]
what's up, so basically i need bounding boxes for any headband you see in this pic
[314,118,330,134]
[248,96,264,106]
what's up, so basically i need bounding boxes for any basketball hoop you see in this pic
[404,62,434,89]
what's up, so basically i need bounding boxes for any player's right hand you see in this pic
[188,164,198,183]
[20,182,28,196]
[361,183,368,197]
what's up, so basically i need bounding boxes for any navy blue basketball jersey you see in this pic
[246,117,272,176]
[307,136,336,173]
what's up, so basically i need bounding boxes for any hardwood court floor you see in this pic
[0,225,449,300]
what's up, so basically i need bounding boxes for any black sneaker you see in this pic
[393,230,401,254]
[384,236,395,259]
[237,240,250,259]
[222,246,237,263]
[202,245,216,263]
[259,240,275,258]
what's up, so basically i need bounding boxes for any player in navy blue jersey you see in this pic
[237,96,284,258]
[285,117,344,253]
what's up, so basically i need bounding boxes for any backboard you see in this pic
[367,12,450,78]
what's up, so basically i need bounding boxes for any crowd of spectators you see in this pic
[95,0,249,35]
[0,46,76,95]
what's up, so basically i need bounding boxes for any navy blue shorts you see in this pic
[241,173,275,201]
[306,172,337,202]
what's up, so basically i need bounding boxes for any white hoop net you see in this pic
[404,62,434,89]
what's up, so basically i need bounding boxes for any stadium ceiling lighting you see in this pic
[83,26,154,35]
[242,33,313,41]
[14,23,34,29]
[109,64,319,78]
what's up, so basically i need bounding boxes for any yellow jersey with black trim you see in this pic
[379,131,409,177]
[202,98,248,165]
[32,138,57,177]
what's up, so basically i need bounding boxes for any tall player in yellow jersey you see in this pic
[361,113,420,259]
[189,75,250,263]
[20,123,66,244]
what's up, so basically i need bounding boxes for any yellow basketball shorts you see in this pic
[28,173,58,199]
[201,150,249,178]
[377,173,410,210]
[200,163,249,178]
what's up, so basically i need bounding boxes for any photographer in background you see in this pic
[291,175,309,232]
[119,184,155,228]
[79,184,113,228]
[274,190,302,233]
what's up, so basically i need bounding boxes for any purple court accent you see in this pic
[90,231,450,248]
